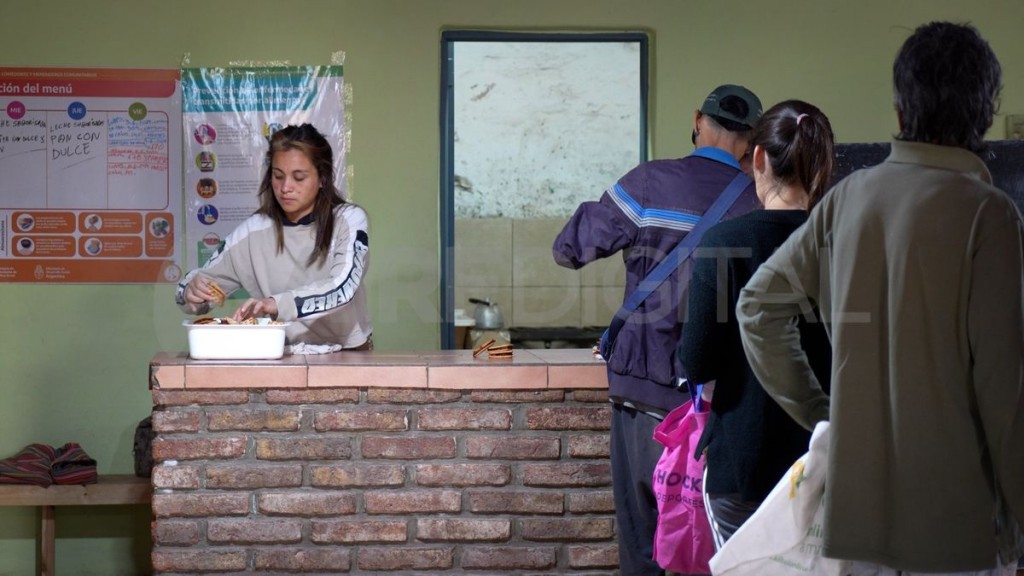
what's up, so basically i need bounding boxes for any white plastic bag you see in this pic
[710,421,853,576]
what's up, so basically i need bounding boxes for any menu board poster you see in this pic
[180,66,345,271]
[0,67,183,283]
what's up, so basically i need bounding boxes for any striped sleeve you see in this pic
[279,204,370,321]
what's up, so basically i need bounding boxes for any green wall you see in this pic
[1,1,1021,573]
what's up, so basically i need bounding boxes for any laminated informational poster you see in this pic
[0,67,183,283]
[180,66,345,271]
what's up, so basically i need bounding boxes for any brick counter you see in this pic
[148,348,617,575]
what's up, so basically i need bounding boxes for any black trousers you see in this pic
[610,403,666,576]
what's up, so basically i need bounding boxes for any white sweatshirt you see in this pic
[176,203,372,348]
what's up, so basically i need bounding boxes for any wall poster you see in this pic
[0,67,182,283]
[180,66,346,272]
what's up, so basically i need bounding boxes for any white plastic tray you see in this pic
[183,319,290,360]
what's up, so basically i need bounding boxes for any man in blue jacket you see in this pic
[553,84,762,574]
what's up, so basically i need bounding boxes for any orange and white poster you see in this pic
[0,67,182,283]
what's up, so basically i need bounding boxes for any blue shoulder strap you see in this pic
[604,170,750,345]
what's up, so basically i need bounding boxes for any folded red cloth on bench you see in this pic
[0,444,57,487]
[51,443,97,486]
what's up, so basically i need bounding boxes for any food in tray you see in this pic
[191,317,284,326]
[183,318,289,360]
[208,281,227,307]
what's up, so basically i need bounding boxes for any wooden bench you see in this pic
[0,475,151,576]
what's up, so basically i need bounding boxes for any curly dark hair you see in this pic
[893,21,1001,153]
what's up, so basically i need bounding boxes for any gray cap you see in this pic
[700,84,763,131]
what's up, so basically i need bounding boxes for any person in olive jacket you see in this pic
[737,22,1024,574]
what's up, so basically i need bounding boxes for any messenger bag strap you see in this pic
[604,170,751,345]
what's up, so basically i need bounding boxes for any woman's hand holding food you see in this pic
[233,297,278,322]
[183,275,226,311]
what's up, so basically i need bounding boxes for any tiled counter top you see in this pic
[149,348,607,390]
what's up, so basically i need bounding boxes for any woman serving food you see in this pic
[175,123,373,350]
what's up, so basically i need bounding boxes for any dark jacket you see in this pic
[679,209,831,500]
[554,148,758,413]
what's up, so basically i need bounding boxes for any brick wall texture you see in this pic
[150,387,619,574]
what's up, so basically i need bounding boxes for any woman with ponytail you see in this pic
[677,100,836,547]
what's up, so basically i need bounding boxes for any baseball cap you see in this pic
[700,84,763,131]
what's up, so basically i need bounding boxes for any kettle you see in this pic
[469,297,505,329]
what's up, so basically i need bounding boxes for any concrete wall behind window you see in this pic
[451,41,640,328]
[453,41,642,219]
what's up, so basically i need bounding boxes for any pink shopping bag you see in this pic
[652,398,714,574]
